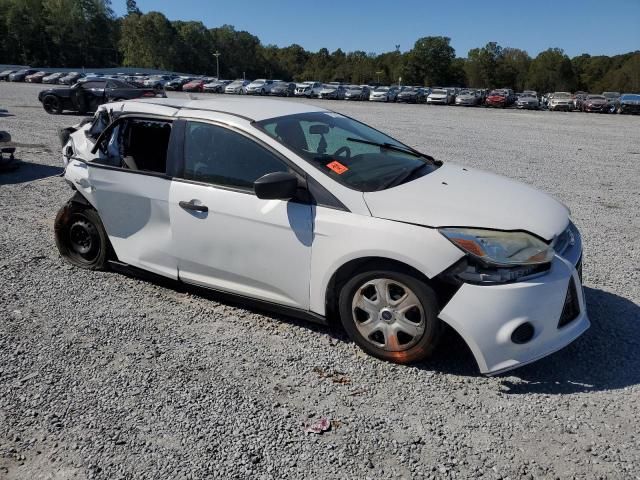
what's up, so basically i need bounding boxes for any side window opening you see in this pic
[122,120,171,173]
[98,118,172,174]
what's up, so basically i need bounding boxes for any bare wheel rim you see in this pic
[68,218,99,261]
[351,278,426,352]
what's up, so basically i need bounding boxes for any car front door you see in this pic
[86,116,178,278]
[76,81,106,112]
[168,119,313,309]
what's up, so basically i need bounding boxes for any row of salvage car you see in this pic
[176,78,640,114]
[5,67,638,115]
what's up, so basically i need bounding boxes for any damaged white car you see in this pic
[56,97,588,375]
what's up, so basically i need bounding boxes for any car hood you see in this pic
[457,95,475,100]
[362,163,569,241]
[587,99,606,104]
[40,88,72,98]
[429,93,447,98]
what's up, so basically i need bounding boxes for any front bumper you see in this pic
[438,237,588,375]
[550,103,573,111]
[620,104,640,114]
[369,96,387,102]
[427,98,447,104]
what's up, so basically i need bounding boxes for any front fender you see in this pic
[309,208,464,315]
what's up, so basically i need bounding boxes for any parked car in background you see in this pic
[573,91,588,110]
[343,85,370,101]
[454,89,481,106]
[580,95,608,113]
[548,92,574,111]
[25,71,47,83]
[39,78,164,114]
[143,75,175,89]
[602,91,621,112]
[369,86,396,102]
[42,72,65,84]
[59,72,84,85]
[318,84,346,100]
[427,88,452,105]
[57,97,588,375]
[225,79,251,94]
[9,69,39,82]
[246,79,278,95]
[516,92,540,109]
[617,93,640,114]
[485,89,510,108]
[203,79,231,93]
[0,69,16,81]
[268,81,296,97]
[294,81,323,98]
[396,87,427,103]
[182,79,207,93]
[165,77,193,91]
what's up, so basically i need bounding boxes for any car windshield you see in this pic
[459,90,473,95]
[587,95,605,100]
[603,92,620,98]
[432,89,446,94]
[254,112,439,192]
[228,81,243,87]
[374,87,389,92]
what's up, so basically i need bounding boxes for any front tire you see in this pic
[338,268,442,364]
[54,203,110,270]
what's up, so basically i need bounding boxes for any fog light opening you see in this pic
[511,322,535,344]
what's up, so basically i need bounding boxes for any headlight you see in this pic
[439,228,555,284]
[439,228,554,266]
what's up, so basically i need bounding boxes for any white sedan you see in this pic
[57,97,589,375]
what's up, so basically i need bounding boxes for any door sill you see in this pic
[108,260,328,326]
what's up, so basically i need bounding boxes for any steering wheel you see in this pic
[333,146,351,159]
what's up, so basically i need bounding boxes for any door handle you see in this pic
[179,200,208,212]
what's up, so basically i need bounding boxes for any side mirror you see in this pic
[254,171,299,200]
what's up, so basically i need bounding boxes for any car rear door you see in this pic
[86,115,179,279]
[168,119,313,309]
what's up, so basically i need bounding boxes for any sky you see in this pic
[113,0,640,58]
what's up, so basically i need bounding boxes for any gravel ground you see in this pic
[1,82,639,479]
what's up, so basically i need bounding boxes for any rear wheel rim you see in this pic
[352,278,425,352]
[68,218,100,262]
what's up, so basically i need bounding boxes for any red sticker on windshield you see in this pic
[326,160,348,174]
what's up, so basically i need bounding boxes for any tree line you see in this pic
[1,0,638,93]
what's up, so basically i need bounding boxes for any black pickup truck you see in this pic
[38,78,165,114]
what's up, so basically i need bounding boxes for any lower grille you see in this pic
[558,278,580,328]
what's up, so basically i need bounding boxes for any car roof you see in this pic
[126,97,327,121]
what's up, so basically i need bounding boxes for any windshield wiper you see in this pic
[345,137,427,158]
